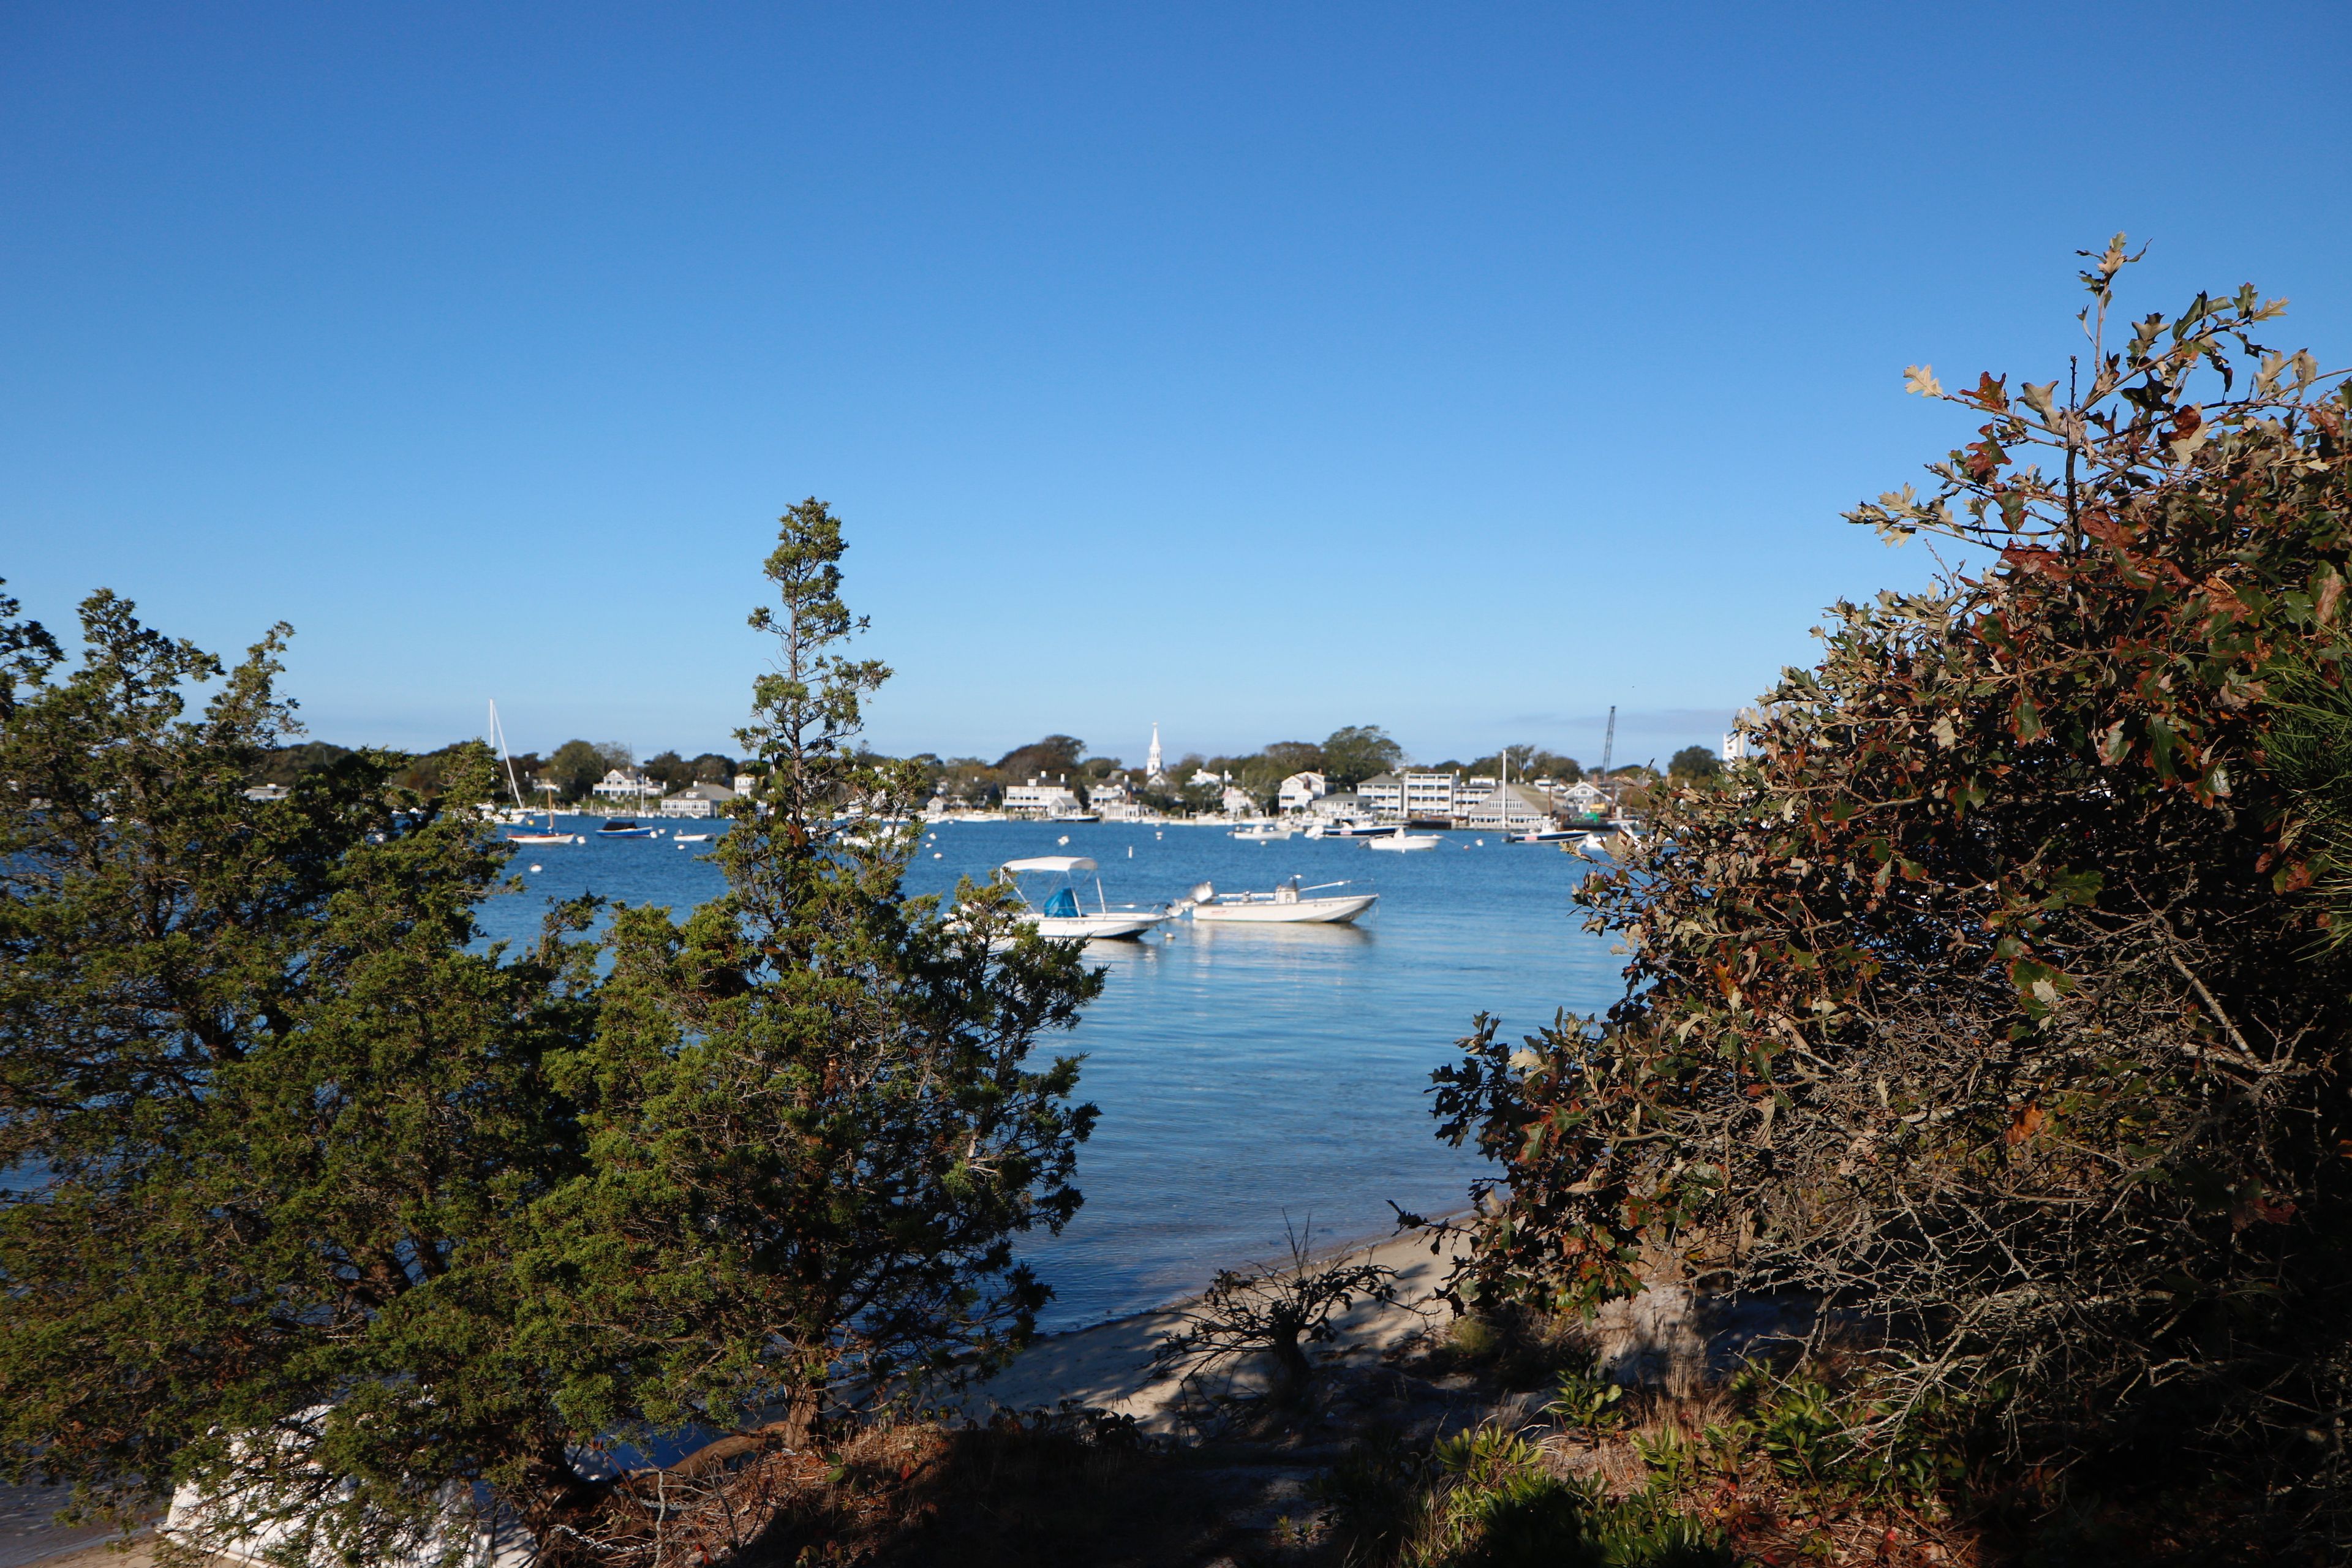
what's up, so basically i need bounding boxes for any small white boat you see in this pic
[1184,878,1378,925]
[1366,826,1440,851]
[1230,822,1296,842]
[995,856,1170,940]
[1508,827,1581,843]
[673,832,712,843]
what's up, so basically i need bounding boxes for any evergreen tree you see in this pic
[0,587,600,1551]
[526,499,1102,1453]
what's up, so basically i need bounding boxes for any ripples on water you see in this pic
[473,818,1627,1329]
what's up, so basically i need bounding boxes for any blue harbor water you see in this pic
[473,818,1626,1330]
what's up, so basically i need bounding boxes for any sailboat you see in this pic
[489,701,581,846]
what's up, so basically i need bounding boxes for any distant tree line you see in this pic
[257,725,1724,820]
[254,736,745,805]
[902,727,1634,815]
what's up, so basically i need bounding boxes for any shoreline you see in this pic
[965,1221,1469,1431]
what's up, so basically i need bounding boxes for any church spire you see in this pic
[1145,722,1164,783]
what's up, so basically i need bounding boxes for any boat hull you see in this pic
[1191,892,1378,925]
[1366,833,1439,851]
[1020,910,1172,940]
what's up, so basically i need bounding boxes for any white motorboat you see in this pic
[1183,877,1378,925]
[1366,826,1440,851]
[995,856,1171,940]
[1313,820,1390,839]
[1230,822,1297,842]
[1508,827,1581,843]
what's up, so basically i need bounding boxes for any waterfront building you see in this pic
[1556,779,1607,818]
[1219,785,1256,817]
[1090,774,1149,822]
[1458,781,1556,831]
[1404,771,1459,823]
[658,782,736,818]
[1003,780,1083,818]
[1145,723,1166,785]
[1310,790,1363,820]
[1277,771,1327,814]
[590,768,660,802]
[1355,771,1463,823]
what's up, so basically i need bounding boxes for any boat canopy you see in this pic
[1000,856,1096,875]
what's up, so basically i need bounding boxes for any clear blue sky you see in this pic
[5,3,2347,772]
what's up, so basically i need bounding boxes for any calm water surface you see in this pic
[473,818,1626,1329]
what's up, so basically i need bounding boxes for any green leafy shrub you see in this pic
[1431,244,2352,1539]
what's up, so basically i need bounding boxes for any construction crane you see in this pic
[1597,705,1618,814]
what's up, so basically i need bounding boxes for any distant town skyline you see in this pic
[6,5,2345,765]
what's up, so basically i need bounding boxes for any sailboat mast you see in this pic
[488,699,528,813]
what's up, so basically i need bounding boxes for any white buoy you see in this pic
[1127,846,1133,857]
[1057,834,1069,846]
[933,851,943,858]
[529,864,542,873]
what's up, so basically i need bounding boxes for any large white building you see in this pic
[658,782,736,818]
[1003,780,1084,818]
[1277,771,1327,813]
[1458,782,1555,831]
[590,768,658,804]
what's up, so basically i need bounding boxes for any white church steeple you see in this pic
[1145,722,1164,784]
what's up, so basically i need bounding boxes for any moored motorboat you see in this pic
[597,818,658,839]
[1366,826,1440,851]
[1230,822,1296,842]
[993,856,1170,940]
[1183,877,1378,925]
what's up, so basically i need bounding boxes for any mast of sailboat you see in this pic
[488,700,529,816]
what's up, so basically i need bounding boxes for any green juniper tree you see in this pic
[0,586,602,1555]
[525,499,1103,1457]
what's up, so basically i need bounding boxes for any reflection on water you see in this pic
[475,818,1624,1328]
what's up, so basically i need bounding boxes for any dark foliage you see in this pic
[1432,244,2352,1542]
